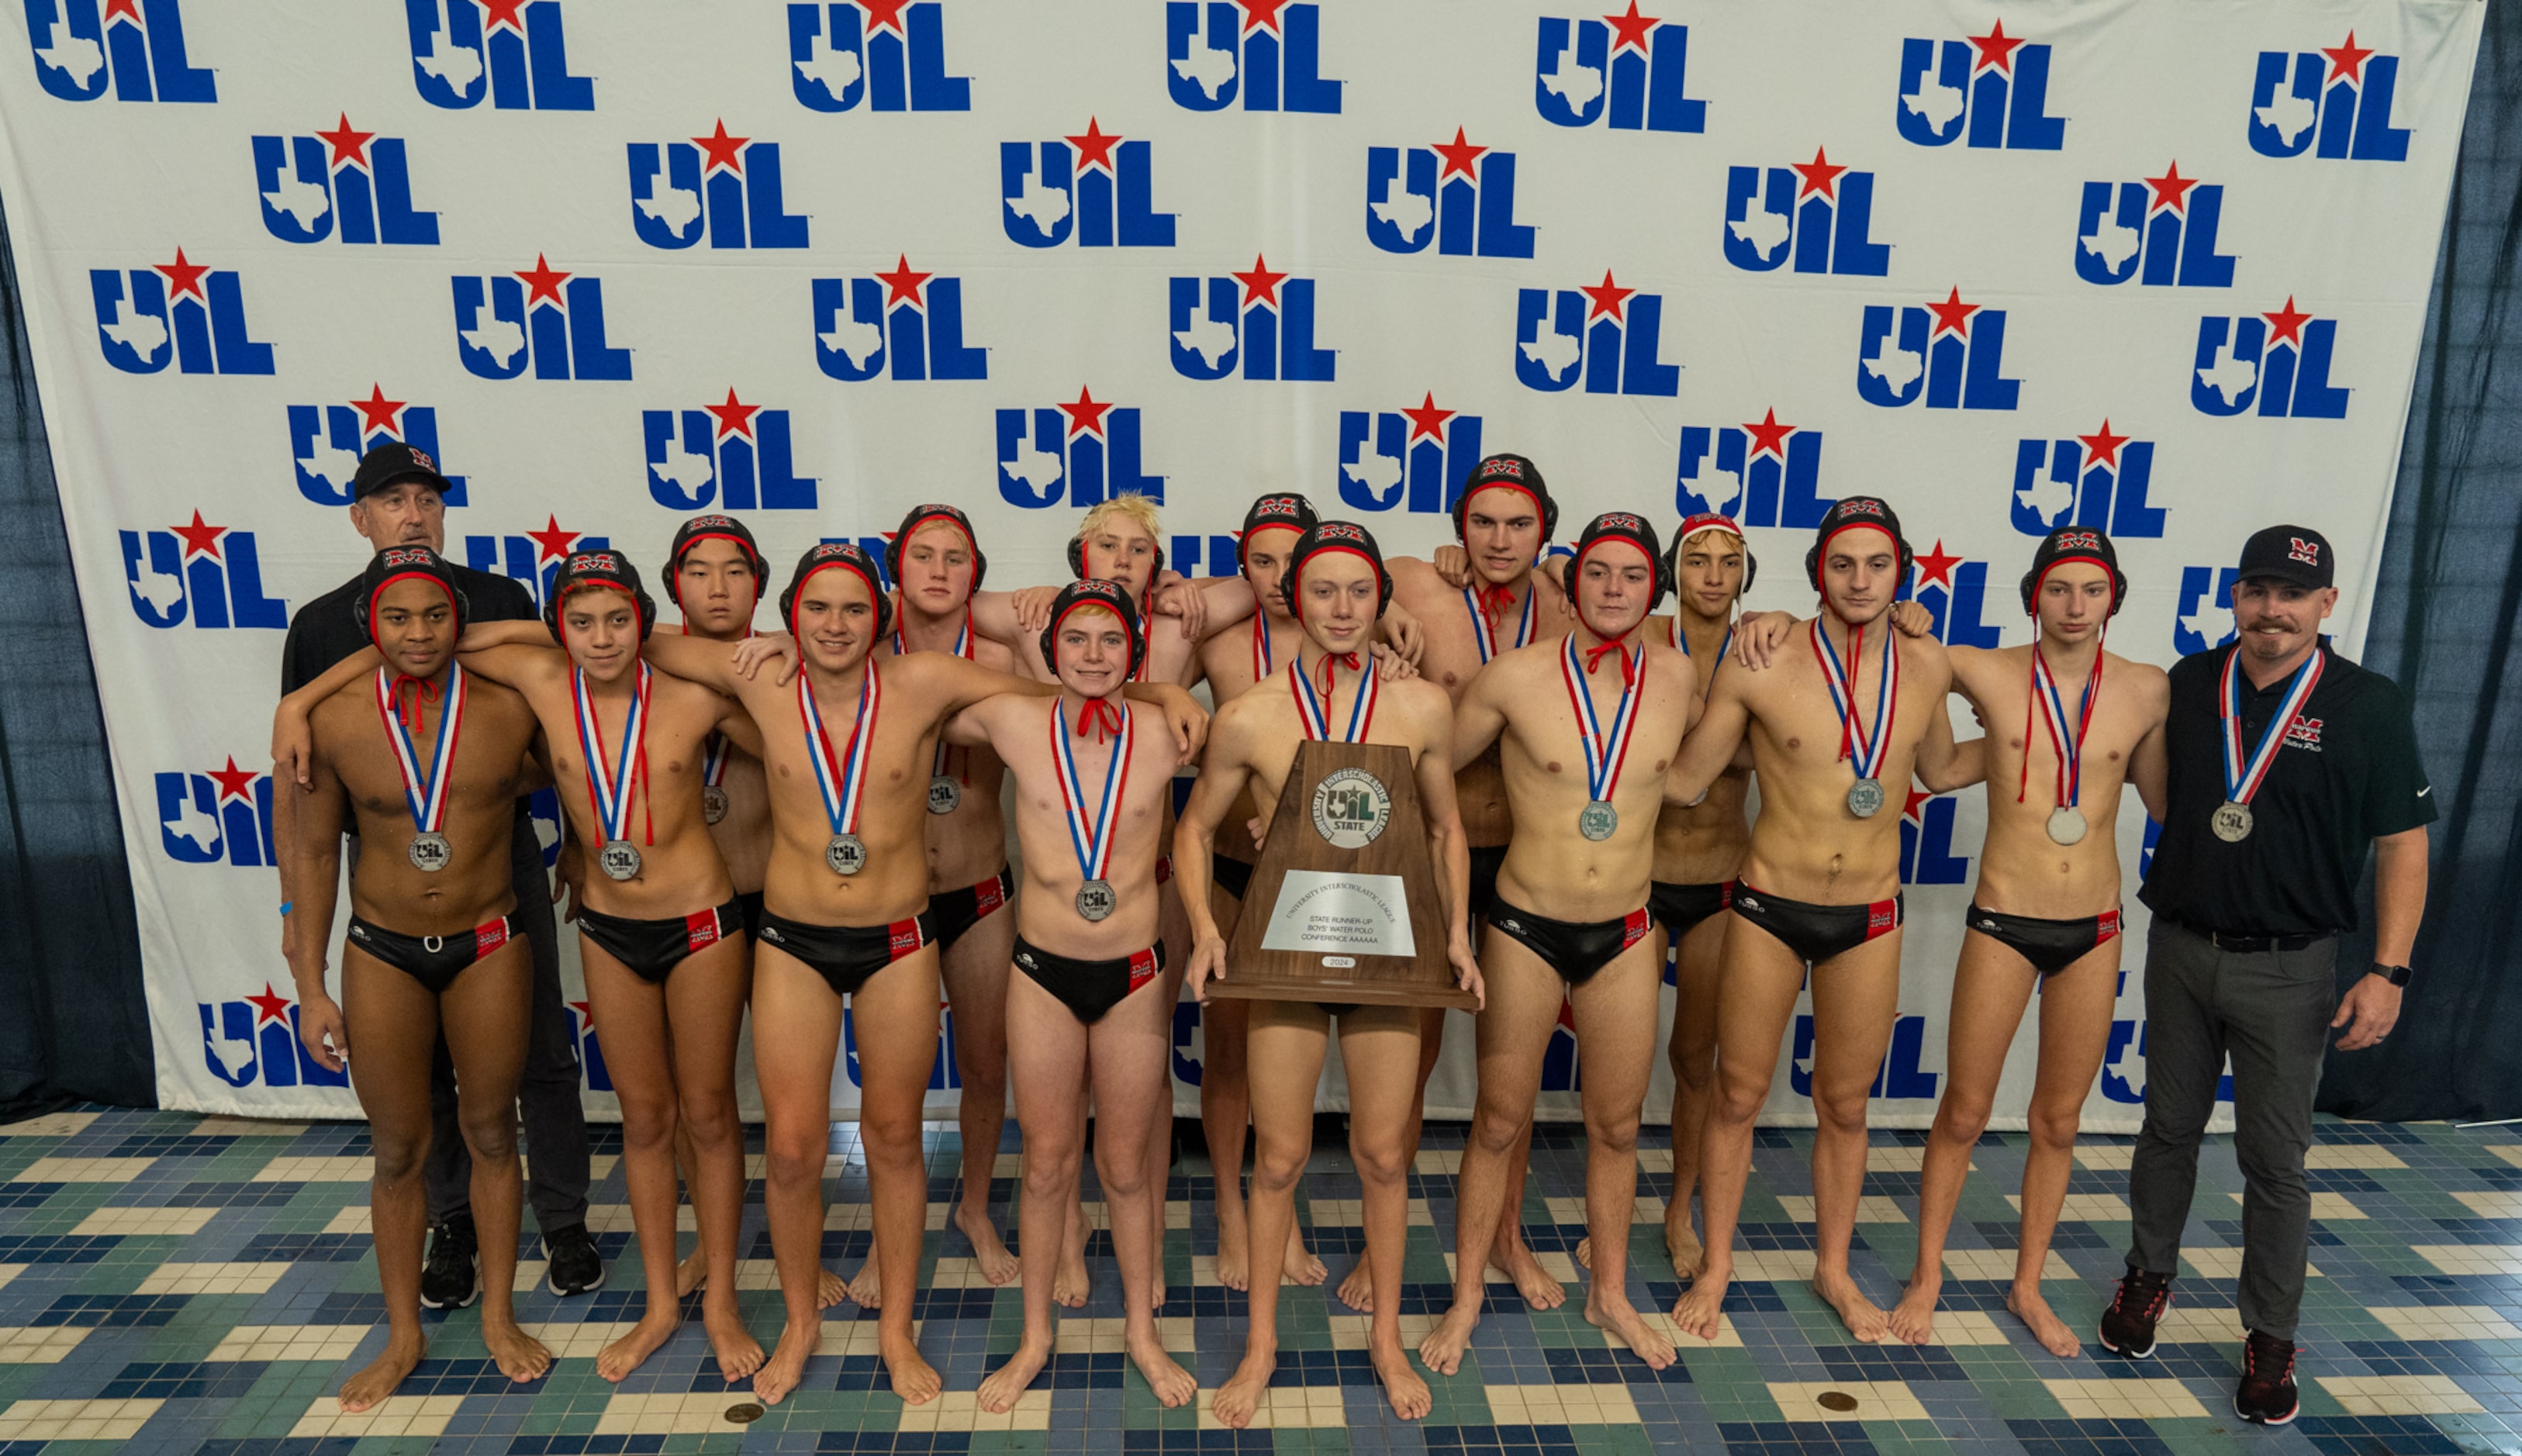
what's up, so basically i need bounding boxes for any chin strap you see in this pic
[1318,650,1362,698]
[389,674,440,733]
[1071,698,1127,745]
[1580,633,1639,686]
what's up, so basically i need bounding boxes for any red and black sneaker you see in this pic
[2097,1266,2173,1357]
[2236,1330,2300,1425]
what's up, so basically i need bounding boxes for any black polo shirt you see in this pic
[2140,641,2434,938]
[281,564,537,695]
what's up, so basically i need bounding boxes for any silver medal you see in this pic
[407,830,453,873]
[2211,801,2254,843]
[1847,777,1885,818]
[826,832,867,875]
[1075,878,1116,922]
[1577,799,1619,841]
[598,840,642,882]
[928,776,962,815]
[2046,806,2088,846]
[702,785,728,824]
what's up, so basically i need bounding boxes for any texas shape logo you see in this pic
[405,0,592,111]
[1167,1,1342,113]
[290,385,468,507]
[1515,271,1678,396]
[25,0,214,102]
[1533,3,1703,133]
[1896,19,2064,150]
[1858,288,2019,411]
[1366,129,1534,259]
[1725,147,1889,276]
[997,388,1168,508]
[2192,296,2349,419]
[1674,409,1833,529]
[1336,392,1484,515]
[1169,255,1334,381]
[2010,420,2166,539]
[254,113,440,246]
[645,388,820,511]
[790,1,970,112]
[1002,118,1176,248]
[814,255,987,381]
[452,254,632,381]
[630,120,809,250]
[2075,162,2234,288]
[121,512,287,628]
[92,247,274,375]
[2249,31,2408,161]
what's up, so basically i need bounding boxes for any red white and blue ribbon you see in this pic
[1560,634,1643,807]
[701,733,730,793]
[572,661,651,848]
[1049,696,1133,885]
[1810,616,1898,781]
[894,612,973,661]
[2220,645,2323,809]
[1465,583,1536,664]
[1670,615,1734,671]
[2021,647,2102,809]
[800,661,878,841]
[1287,654,1377,743]
[1251,612,1275,681]
[373,663,466,840]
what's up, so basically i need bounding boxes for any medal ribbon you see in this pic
[1049,697,1134,885]
[1464,583,1536,664]
[1287,654,1378,743]
[2019,647,2102,809]
[800,661,879,840]
[373,664,467,840]
[2219,646,2323,808]
[1560,634,1643,807]
[1251,612,1274,681]
[893,612,976,780]
[572,662,653,847]
[1810,617,1898,781]
[702,733,729,791]
[1670,617,1736,670]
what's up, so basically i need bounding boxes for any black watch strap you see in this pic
[2376,962,2412,987]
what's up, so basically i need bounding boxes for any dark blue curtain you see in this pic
[2322,3,2522,1123]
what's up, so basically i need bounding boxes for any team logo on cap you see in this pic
[790,2,972,112]
[566,550,623,574]
[122,512,286,629]
[1723,147,1890,277]
[1592,512,1648,535]
[2011,420,2165,538]
[1170,254,1335,381]
[253,114,440,246]
[26,0,215,102]
[1896,19,2065,150]
[1002,117,1177,248]
[289,385,467,507]
[814,255,988,381]
[1366,129,1535,260]
[1676,409,1833,529]
[1859,287,2020,411]
[92,247,275,376]
[1534,7,1704,133]
[2289,537,2320,565]
[2076,163,2236,288]
[1167,2,1342,112]
[1515,270,1679,396]
[1252,495,1307,519]
[630,121,808,250]
[997,387,1168,509]
[1337,392,1484,515]
[2249,32,2409,161]
[646,388,819,511]
[381,547,434,569]
[453,254,632,381]
[1314,522,1370,546]
[2191,296,2350,418]
[406,0,592,111]
[461,515,610,607]
[2056,530,2104,553]
[1477,456,1523,481]
[1835,499,1885,520]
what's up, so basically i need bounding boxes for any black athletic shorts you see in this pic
[575,897,745,985]
[346,913,520,995]
[1487,898,1654,987]
[1651,880,1733,944]
[931,867,1014,951]
[1013,936,1166,1024]
[1729,882,1903,966]
[1965,904,2123,977]
[755,906,937,999]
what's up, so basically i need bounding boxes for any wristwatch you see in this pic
[2375,962,2412,987]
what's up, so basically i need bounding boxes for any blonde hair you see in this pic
[1075,493,1163,551]
[1677,526,1746,556]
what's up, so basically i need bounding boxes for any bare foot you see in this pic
[337,1327,424,1412]
[957,1204,1020,1286]
[483,1320,554,1385]
[1335,1257,1373,1313]
[751,1321,819,1406]
[1216,1214,1251,1292]
[1212,1344,1276,1428]
[1054,1219,1091,1309]
[596,1310,680,1382]
[882,1323,942,1405]
[1575,1235,1591,1270]
[1585,1289,1677,1370]
[1887,1275,1940,1347]
[1670,1263,1728,1340]
[979,1332,1053,1413]
[1281,1230,1327,1288]
[704,1293,767,1382]
[1128,1329,1197,1408]
[817,1265,848,1309]
[1417,1302,1480,1376]
[1373,1335,1431,1420]
[2009,1283,2083,1358]
[1489,1237,1567,1311]
[846,1255,882,1310]
[1664,1213,1702,1276]
[676,1250,707,1297]
[1812,1267,1890,1344]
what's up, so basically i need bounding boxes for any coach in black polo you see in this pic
[276,443,603,1308]
[2099,524,2432,1426]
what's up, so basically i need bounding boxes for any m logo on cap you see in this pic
[1597,512,1646,533]
[1256,495,1306,518]
[690,514,740,533]
[382,547,434,568]
[572,551,621,574]
[1838,499,1886,519]
[1479,455,1525,479]
[1317,522,1369,544]
[2289,537,2320,565]
[408,448,436,471]
[2058,530,2102,552]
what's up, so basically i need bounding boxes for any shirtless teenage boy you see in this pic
[1421,513,1698,1377]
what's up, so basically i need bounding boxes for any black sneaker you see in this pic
[2236,1330,2300,1425]
[544,1223,606,1296]
[419,1213,479,1311]
[2098,1266,2173,1357]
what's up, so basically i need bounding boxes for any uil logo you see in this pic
[1001,118,1176,249]
[1897,19,2064,151]
[1169,255,1334,382]
[1166,1,1342,113]
[1723,148,1889,277]
[452,255,632,381]
[1791,1012,1938,1099]
[1898,540,2002,649]
[1335,392,1485,516]
[629,121,808,250]
[789,1,970,112]
[157,757,271,867]
[2075,164,2235,288]
[1858,288,2019,411]
[461,516,610,605]
[253,115,440,247]
[1533,4,1703,133]
[1900,788,1971,888]
[2249,32,2408,162]
[814,256,987,381]
[91,249,275,376]
[404,0,592,111]
[199,986,348,1091]
[644,389,819,512]
[2192,297,2349,419]
[2012,421,2166,540]
[1366,129,1534,259]
[24,0,214,102]
[121,512,288,629]
[1674,409,1833,530]
[997,388,1168,508]
[1515,271,1679,396]
[2174,565,2243,656]
[289,385,468,508]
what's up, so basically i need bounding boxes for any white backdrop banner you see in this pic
[0,0,2479,1129]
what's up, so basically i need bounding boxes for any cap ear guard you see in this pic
[886,505,989,595]
[1066,533,1165,581]
[779,547,894,643]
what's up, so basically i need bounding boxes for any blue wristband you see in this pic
[278,902,292,916]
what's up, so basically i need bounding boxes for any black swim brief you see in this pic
[1965,904,2123,977]
[1212,854,1255,902]
[931,867,1014,951]
[1013,936,1166,1024]
[735,890,764,940]
[1728,882,1903,966]
[346,913,520,995]
[575,897,745,985]
[1651,880,1733,944]
[1468,844,1508,921]
[755,906,938,999]
[1487,898,1654,988]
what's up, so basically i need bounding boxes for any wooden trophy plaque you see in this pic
[1211,740,1476,1009]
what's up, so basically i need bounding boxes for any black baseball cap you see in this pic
[352,442,451,501]
[2237,525,2335,590]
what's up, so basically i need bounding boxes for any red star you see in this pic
[172,510,226,561]
[2143,161,2196,216]
[1401,392,1455,444]
[1914,538,1961,589]
[1926,286,1980,341]
[1432,127,1487,183]
[351,385,406,437]
[247,983,295,1027]
[1968,19,2025,74]
[1230,254,1289,309]
[693,119,749,176]
[1556,992,1577,1037]
[1742,409,1795,461]
[527,514,580,563]
[1066,118,1121,175]
[154,247,209,304]
[2263,295,2313,350]
[102,0,139,22]
[1580,270,1636,323]
[1235,0,1287,34]
[875,254,932,309]
[705,388,761,442]
[2322,30,2375,86]
[570,999,594,1033]
[516,254,571,309]
[1904,786,1933,821]
[1603,1,1659,53]
[2078,419,2130,472]
[1058,386,1112,440]
[859,0,910,36]
[1792,145,1847,202]
[210,756,260,804]
[478,0,527,35]
[315,113,375,171]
